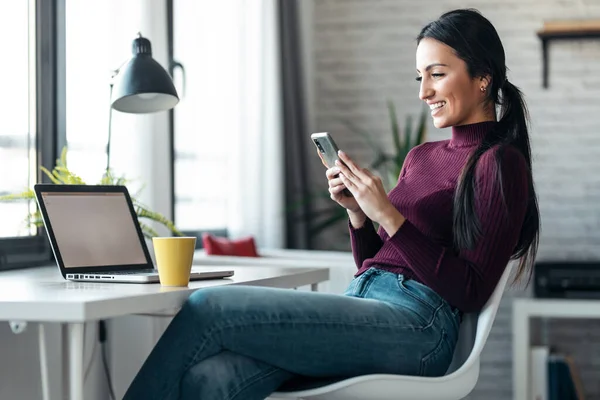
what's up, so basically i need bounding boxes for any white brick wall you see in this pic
[304,0,600,398]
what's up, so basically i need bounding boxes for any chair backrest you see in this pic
[445,264,513,375]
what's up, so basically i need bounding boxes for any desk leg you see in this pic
[311,283,318,292]
[67,323,85,400]
[512,305,529,400]
[38,324,50,400]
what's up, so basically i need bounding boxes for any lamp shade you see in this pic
[111,34,179,113]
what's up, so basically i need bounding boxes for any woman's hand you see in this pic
[325,165,362,213]
[318,151,362,213]
[335,150,406,236]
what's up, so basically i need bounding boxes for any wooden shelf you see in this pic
[538,19,600,36]
[537,20,600,88]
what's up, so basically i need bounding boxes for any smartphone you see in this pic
[311,132,352,196]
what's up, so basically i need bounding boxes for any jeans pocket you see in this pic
[419,329,452,377]
[397,277,439,307]
[396,279,439,329]
[344,268,380,298]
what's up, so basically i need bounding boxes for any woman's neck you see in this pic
[450,121,496,147]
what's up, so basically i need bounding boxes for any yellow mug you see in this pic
[152,237,197,286]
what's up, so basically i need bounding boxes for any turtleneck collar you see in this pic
[450,121,496,148]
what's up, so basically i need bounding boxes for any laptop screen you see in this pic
[40,191,147,268]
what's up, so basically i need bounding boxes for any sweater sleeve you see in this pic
[386,146,529,312]
[348,148,417,270]
[349,218,383,269]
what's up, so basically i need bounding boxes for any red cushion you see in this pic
[202,234,260,257]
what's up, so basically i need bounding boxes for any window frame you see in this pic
[0,0,65,271]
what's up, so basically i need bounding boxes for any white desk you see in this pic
[512,298,600,400]
[0,265,329,400]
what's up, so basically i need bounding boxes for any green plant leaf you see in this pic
[54,166,85,185]
[59,147,68,167]
[26,210,44,228]
[40,166,62,184]
[387,100,402,157]
[402,114,412,154]
[139,221,159,239]
[415,106,428,147]
[370,153,392,171]
[0,189,35,202]
[136,205,183,237]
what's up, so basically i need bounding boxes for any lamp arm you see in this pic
[106,81,114,174]
[171,60,186,98]
[106,66,122,174]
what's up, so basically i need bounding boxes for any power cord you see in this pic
[99,320,116,400]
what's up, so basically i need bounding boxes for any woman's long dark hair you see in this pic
[417,9,540,284]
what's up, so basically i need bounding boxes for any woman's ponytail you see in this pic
[453,79,540,284]
[498,80,540,283]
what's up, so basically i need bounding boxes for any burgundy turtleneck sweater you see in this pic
[349,121,529,313]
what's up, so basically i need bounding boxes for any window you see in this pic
[171,1,237,236]
[0,0,61,270]
[65,0,135,183]
[0,1,36,238]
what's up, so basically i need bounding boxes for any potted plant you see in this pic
[0,147,183,238]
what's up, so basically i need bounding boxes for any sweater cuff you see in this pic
[348,217,375,233]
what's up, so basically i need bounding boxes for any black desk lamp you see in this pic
[106,33,179,172]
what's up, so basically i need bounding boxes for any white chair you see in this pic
[270,265,513,400]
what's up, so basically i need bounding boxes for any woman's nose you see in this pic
[419,81,433,101]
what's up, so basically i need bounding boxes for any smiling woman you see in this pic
[121,9,541,400]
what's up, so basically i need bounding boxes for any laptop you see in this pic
[33,184,235,283]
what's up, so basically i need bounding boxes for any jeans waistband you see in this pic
[347,267,463,326]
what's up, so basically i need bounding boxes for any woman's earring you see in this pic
[480,86,486,92]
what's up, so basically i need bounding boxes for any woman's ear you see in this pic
[479,75,492,91]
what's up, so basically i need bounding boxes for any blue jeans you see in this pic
[123,267,461,400]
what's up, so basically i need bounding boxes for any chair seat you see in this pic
[271,367,479,400]
[270,265,513,400]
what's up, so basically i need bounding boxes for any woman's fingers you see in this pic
[334,159,359,187]
[325,166,341,180]
[335,151,383,195]
[338,172,356,192]
[328,174,345,190]
[337,151,370,181]
[336,150,369,185]
[329,183,347,196]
